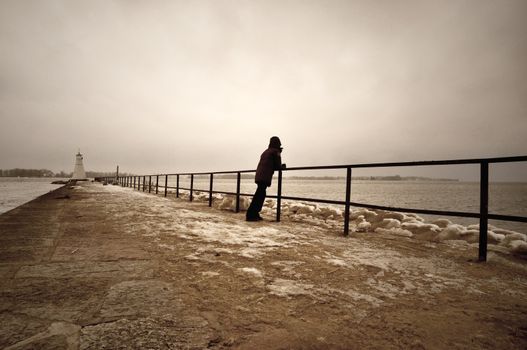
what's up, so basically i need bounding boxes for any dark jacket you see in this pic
[255,147,282,187]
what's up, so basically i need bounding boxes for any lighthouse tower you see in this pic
[71,150,87,180]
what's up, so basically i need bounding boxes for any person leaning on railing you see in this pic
[246,136,287,221]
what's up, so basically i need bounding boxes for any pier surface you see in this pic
[1,182,526,349]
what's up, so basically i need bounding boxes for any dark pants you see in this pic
[246,182,267,219]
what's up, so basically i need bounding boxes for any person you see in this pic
[246,136,286,221]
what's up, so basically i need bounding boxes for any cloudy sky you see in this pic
[1,0,526,180]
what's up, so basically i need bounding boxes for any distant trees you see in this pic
[55,170,72,178]
[85,171,133,178]
[0,168,54,177]
[0,169,133,178]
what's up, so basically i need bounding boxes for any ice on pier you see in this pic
[105,184,527,256]
[196,192,527,256]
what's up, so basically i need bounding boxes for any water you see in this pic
[0,178,65,214]
[157,177,527,233]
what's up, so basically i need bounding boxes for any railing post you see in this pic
[143,176,146,191]
[209,173,214,207]
[276,169,282,222]
[176,175,180,198]
[156,175,159,194]
[190,174,194,201]
[164,175,168,197]
[149,176,152,193]
[479,161,489,262]
[236,172,241,213]
[344,167,352,236]
[133,176,136,190]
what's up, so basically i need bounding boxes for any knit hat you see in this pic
[269,136,282,149]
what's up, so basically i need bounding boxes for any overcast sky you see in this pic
[1,0,526,181]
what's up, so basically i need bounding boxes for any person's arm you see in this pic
[279,147,286,169]
[273,150,282,170]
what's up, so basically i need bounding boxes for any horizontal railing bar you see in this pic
[267,196,487,220]
[109,183,527,225]
[164,170,256,176]
[142,187,527,222]
[275,195,346,206]
[286,155,527,172]
[165,187,255,198]
[487,214,527,223]
[125,155,526,178]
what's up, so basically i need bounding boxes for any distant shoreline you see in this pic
[200,174,460,182]
[285,175,459,182]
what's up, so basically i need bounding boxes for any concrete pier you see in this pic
[1,182,526,349]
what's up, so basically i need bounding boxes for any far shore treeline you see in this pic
[191,174,459,182]
[0,168,132,178]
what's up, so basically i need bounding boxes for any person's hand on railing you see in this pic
[282,164,287,169]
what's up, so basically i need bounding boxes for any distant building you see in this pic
[71,150,87,180]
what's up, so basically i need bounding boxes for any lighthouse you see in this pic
[71,150,87,180]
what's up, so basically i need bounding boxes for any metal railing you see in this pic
[96,155,527,261]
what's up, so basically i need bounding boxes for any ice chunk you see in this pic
[355,216,372,232]
[377,211,406,222]
[319,207,342,219]
[349,208,377,221]
[215,195,250,211]
[297,205,315,215]
[432,218,453,228]
[402,222,441,240]
[374,227,413,237]
[501,232,527,246]
[509,240,527,254]
[488,231,505,244]
[435,224,466,242]
[375,218,401,230]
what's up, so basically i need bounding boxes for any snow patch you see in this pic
[267,278,314,297]
[239,267,263,278]
[201,271,220,277]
